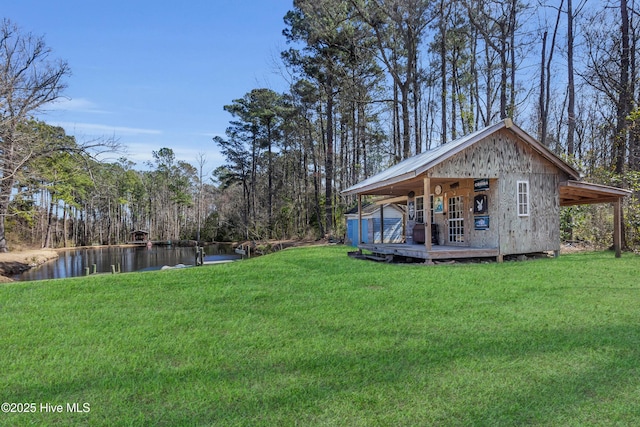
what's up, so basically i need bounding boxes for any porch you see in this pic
[355,242,501,262]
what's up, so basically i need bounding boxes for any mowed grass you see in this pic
[1,246,639,426]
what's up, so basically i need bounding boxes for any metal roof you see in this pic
[344,202,406,216]
[342,119,581,195]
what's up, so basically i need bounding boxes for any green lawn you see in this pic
[1,246,639,426]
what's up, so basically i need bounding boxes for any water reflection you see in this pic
[13,244,240,282]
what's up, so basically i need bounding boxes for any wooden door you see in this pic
[448,196,465,244]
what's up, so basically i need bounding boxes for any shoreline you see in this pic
[0,249,60,282]
[0,242,238,282]
[0,245,157,282]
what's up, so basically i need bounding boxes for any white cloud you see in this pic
[93,141,226,172]
[54,122,163,136]
[47,97,110,114]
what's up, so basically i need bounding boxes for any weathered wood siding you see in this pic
[428,129,569,255]
[494,129,567,255]
[429,134,505,179]
[498,172,560,254]
[467,179,499,248]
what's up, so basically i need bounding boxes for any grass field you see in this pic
[1,246,639,426]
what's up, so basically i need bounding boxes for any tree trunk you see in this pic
[393,80,401,162]
[400,83,411,159]
[267,121,273,238]
[567,0,576,157]
[0,172,15,252]
[43,198,55,248]
[309,125,324,237]
[359,100,368,178]
[440,0,448,144]
[499,28,508,119]
[411,32,422,155]
[63,204,68,248]
[485,42,492,125]
[451,54,458,140]
[539,30,548,144]
[508,0,517,118]
[325,81,335,235]
[615,0,630,175]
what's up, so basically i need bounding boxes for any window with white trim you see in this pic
[430,195,434,223]
[415,195,434,224]
[517,181,529,216]
[416,196,424,223]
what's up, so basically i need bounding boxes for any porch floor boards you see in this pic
[358,243,499,261]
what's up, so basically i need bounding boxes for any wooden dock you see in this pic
[127,240,173,246]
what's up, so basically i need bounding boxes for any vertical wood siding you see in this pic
[426,129,568,255]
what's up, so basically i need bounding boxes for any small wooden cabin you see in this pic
[343,119,630,262]
[345,203,405,246]
[130,230,149,242]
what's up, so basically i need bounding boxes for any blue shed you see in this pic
[345,203,405,246]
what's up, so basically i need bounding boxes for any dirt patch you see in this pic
[0,249,59,281]
[560,241,603,254]
[235,238,335,255]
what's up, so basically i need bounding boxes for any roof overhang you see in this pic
[344,171,419,196]
[374,195,409,205]
[560,180,632,206]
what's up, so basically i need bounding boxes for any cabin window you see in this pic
[517,181,529,216]
[416,196,424,223]
[430,195,434,223]
[415,195,434,224]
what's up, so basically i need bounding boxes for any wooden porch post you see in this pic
[358,194,363,244]
[613,197,622,258]
[424,176,432,252]
[379,204,384,243]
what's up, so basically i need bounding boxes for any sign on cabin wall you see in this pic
[474,215,490,230]
[474,194,488,214]
[473,179,489,229]
[474,178,490,192]
[434,196,444,214]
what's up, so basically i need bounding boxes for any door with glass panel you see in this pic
[448,196,465,243]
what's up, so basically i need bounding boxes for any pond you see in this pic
[12,244,241,282]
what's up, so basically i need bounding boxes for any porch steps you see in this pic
[347,250,393,263]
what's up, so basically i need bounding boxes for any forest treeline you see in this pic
[2,1,640,251]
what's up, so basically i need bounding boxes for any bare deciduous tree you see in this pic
[0,19,71,252]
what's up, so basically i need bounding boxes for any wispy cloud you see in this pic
[94,141,226,171]
[47,97,110,114]
[54,122,163,136]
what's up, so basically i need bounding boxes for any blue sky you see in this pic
[3,0,293,170]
